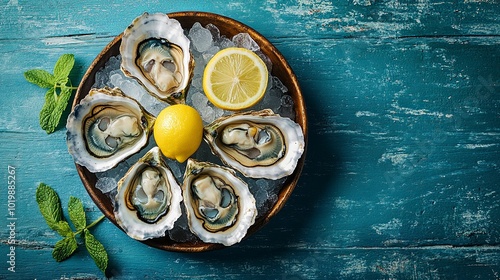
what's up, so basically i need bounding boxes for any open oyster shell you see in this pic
[182,159,257,246]
[66,87,155,173]
[204,109,305,179]
[114,147,183,240]
[120,12,195,104]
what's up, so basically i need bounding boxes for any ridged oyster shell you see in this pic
[114,147,183,240]
[182,159,257,246]
[120,12,195,104]
[203,109,305,179]
[66,87,155,173]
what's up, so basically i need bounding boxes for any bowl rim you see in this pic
[73,11,308,252]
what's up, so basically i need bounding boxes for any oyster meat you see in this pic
[114,147,183,240]
[182,159,257,246]
[204,109,305,179]
[120,12,195,104]
[66,87,155,173]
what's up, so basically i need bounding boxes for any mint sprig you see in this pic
[36,183,108,274]
[24,54,77,134]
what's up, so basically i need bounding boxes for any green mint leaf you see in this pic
[39,84,73,134]
[59,77,69,88]
[24,69,55,88]
[35,182,108,276]
[53,54,75,83]
[52,235,78,262]
[57,84,73,111]
[68,196,86,231]
[84,229,108,274]
[25,53,76,133]
[54,221,73,237]
[36,183,63,231]
[39,88,57,133]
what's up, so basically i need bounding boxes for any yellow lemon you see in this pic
[203,47,268,110]
[153,104,203,163]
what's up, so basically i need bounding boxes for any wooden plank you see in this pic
[7,243,500,278]
[1,0,499,40]
[0,0,498,278]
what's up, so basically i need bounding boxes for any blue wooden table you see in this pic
[1,0,499,279]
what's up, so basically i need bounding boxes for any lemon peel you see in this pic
[153,104,203,162]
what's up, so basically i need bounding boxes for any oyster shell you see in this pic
[114,147,183,240]
[182,159,257,246]
[120,12,195,104]
[204,109,305,179]
[66,87,155,173]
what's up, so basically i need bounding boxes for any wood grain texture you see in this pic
[0,0,499,279]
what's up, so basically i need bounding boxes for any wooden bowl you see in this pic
[73,11,307,252]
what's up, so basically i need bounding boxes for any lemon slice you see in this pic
[203,47,268,110]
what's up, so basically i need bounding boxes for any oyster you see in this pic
[66,87,155,173]
[182,159,257,246]
[204,109,305,179]
[120,12,195,104]
[114,147,183,240]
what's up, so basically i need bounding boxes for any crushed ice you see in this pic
[92,21,296,242]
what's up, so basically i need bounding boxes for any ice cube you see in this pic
[201,106,215,124]
[136,90,156,108]
[109,72,124,88]
[232,33,260,52]
[205,23,220,41]
[280,95,294,108]
[188,22,213,53]
[191,91,208,110]
[278,105,295,120]
[254,187,269,212]
[95,177,118,194]
[277,95,295,119]
[213,106,225,120]
[218,36,235,49]
[93,55,122,88]
[272,75,288,93]
[190,74,203,91]
[202,45,220,63]
[263,87,283,112]
[186,87,195,105]
[107,189,118,207]
[106,55,121,69]
[255,179,269,190]
[147,100,169,117]
[255,51,272,72]
[193,61,205,77]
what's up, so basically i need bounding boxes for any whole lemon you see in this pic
[153,104,203,163]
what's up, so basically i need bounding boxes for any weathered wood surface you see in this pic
[1,0,499,279]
